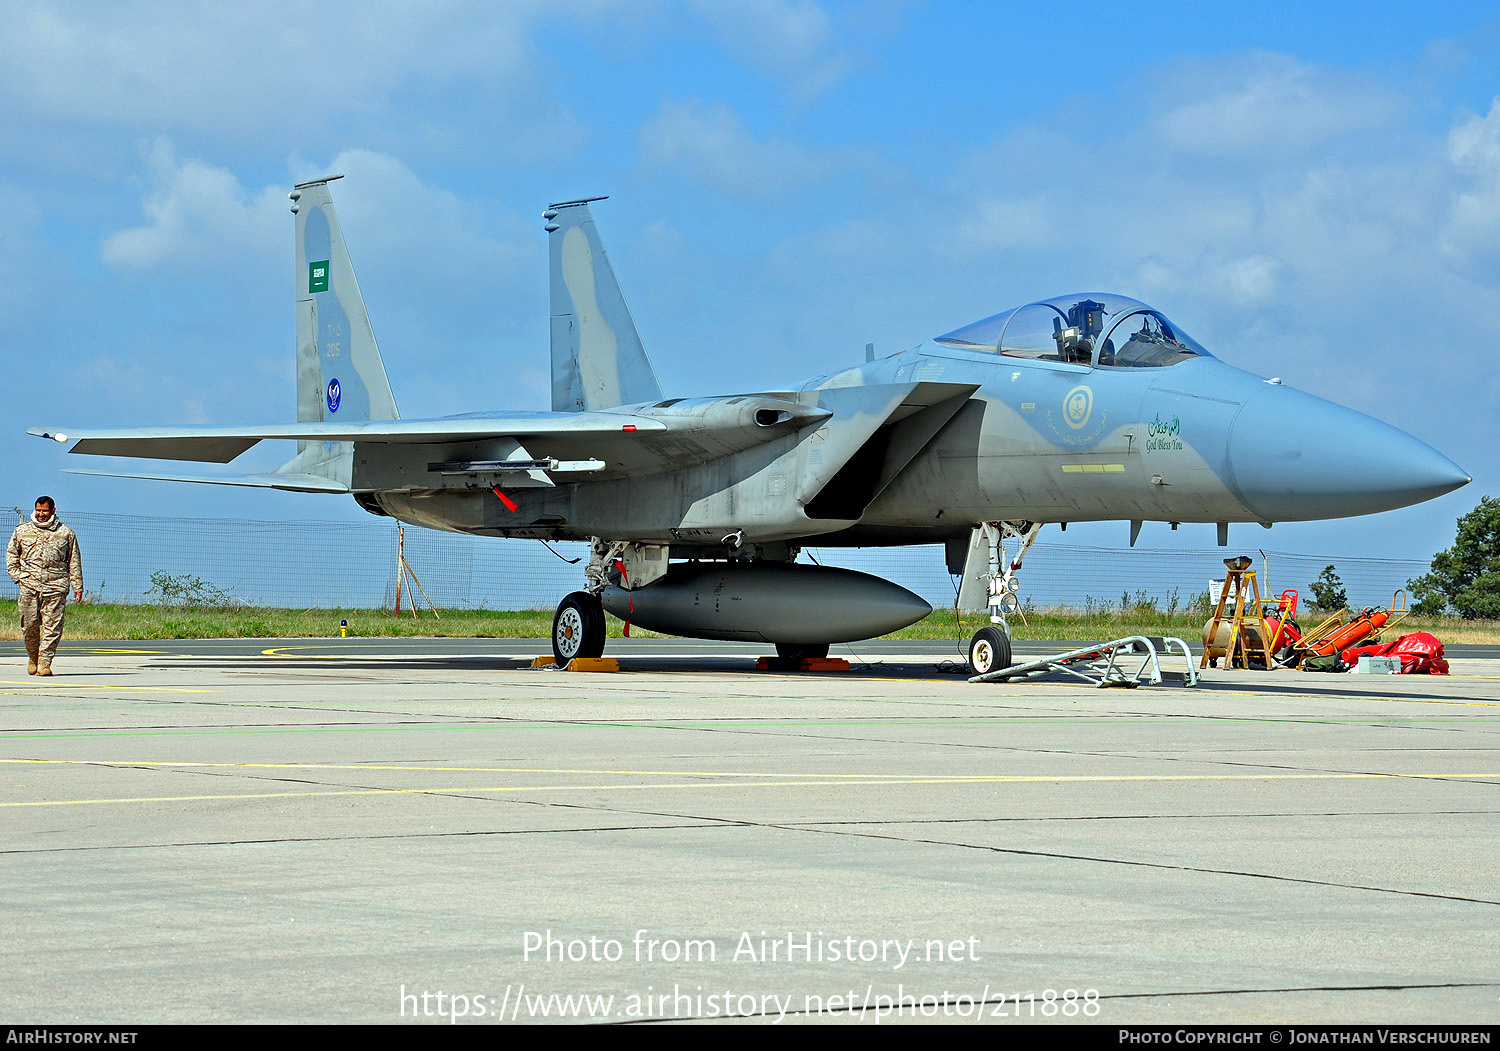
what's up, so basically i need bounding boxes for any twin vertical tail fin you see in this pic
[546,198,663,412]
[271,186,656,490]
[291,176,399,423]
[283,176,400,485]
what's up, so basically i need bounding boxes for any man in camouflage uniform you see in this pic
[7,497,83,676]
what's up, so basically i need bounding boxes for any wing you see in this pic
[32,397,835,492]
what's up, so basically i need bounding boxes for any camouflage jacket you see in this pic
[7,518,83,598]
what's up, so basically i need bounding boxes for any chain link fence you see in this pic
[2,510,1429,612]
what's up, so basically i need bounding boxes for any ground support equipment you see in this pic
[1200,557,1274,670]
[529,656,620,672]
[1284,590,1410,670]
[970,635,1199,688]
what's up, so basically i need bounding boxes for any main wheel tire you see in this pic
[552,592,606,665]
[968,626,1012,676]
[775,642,830,661]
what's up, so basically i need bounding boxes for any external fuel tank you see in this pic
[601,562,932,644]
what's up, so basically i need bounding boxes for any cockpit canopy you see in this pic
[934,294,1210,368]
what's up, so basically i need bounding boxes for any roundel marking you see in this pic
[327,378,342,414]
[1063,385,1093,430]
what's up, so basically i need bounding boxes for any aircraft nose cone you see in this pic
[1228,384,1469,521]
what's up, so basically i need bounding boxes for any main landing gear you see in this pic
[551,537,662,666]
[550,538,623,665]
[552,591,605,665]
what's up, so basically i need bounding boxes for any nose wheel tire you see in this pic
[553,592,606,666]
[968,627,1012,676]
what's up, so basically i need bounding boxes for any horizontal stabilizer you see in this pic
[30,414,668,463]
[63,467,350,493]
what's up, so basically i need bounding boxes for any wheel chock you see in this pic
[530,656,620,672]
[566,658,619,672]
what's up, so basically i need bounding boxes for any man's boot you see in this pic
[25,641,38,676]
[36,661,52,677]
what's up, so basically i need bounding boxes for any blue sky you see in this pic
[2,0,1497,568]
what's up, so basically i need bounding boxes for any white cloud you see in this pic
[1223,253,1285,305]
[299,148,527,263]
[1450,98,1500,172]
[769,216,896,267]
[714,47,1497,431]
[639,99,844,202]
[0,1,617,158]
[1153,52,1404,160]
[103,143,535,308]
[927,57,1452,331]
[1443,97,1500,260]
[1123,251,1286,310]
[70,355,154,397]
[67,348,258,426]
[0,185,43,322]
[101,140,284,269]
[685,0,851,100]
[955,197,1053,252]
[94,143,544,417]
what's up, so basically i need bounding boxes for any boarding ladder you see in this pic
[969,635,1199,688]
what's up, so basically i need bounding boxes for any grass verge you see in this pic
[2,600,1495,645]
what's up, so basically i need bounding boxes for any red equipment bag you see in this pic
[1340,632,1449,675]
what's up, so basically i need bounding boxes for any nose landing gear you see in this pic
[958,521,1040,676]
[967,626,1012,676]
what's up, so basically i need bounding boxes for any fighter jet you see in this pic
[32,177,1470,672]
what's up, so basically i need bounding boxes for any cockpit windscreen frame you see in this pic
[931,294,1211,369]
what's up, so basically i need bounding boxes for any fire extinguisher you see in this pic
[1309,607,1389,657]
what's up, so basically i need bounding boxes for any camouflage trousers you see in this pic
[19,589,67,665]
